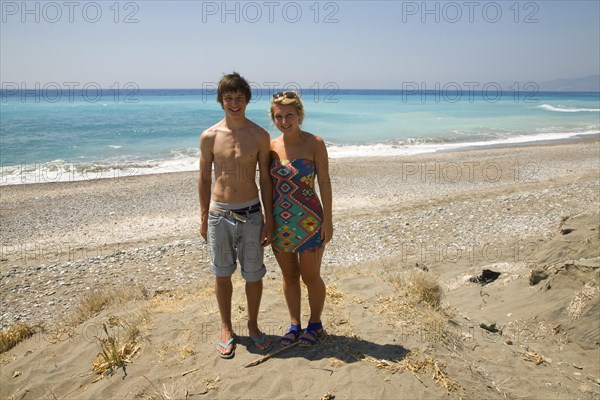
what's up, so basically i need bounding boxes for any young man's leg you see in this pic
[245,279,265,342]
[240,212,270,351]
[208,213,237,357]
[215,276,235,355]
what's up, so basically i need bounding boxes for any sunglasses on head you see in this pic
[272,91,298,100]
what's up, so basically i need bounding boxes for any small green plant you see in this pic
[92,323,140,380]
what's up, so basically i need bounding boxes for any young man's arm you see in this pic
[314,136,333,244]
[257,129,274,247]
[198,131,214,241]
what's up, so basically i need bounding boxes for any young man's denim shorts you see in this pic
[207,207,266,282]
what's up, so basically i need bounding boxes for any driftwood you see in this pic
[244,341,300,368]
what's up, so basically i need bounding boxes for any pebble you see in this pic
[0,239,206,330]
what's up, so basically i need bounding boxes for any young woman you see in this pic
[269,91,333,346]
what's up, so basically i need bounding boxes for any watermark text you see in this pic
[1,1,140,23]
[401,1,540,24]
[201,1,340,23]
[2,82,139,103]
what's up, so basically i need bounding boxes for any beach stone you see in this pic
[480,322,499,333]
[415,262,429,271]
[529,270,549,286]
[470,269,501,285]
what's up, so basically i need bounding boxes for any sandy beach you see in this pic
[1,138,599,399]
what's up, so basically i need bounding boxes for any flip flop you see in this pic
[250,332,273,352]
[299,322,323,347]
[280,324,301,347]
[216,336,236,359]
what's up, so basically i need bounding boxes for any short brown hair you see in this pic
[217,72,252,106]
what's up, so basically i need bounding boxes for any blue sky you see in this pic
[1,0,599,89]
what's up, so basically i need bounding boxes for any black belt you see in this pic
[229,203,261,214]
[209,203,261,223]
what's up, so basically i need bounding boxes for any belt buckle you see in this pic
[228,210,248,223]
[210,206,249,223]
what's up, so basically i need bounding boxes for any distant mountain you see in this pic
[537,74,600,92]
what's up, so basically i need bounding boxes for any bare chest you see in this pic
[213,132,259,173]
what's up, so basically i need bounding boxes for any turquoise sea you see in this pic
[1,88,599,185]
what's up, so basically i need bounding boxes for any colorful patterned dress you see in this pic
[271,158,324,253]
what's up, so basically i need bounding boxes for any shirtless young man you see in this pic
[198,72,273,359]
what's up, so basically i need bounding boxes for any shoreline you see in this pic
[437,132,600,152]
[1,132,598,189]
[328,131,600,158]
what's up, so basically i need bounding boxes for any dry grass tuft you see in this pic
[71,286,150,325]
[0,322,41,353]
[92,323,141,380]
[521,351,548,365]
[142,384,179,400]
[321,390,335,400]
[362,355,402,372]
[379,269,456,348]
[148,285,212,313]
[326,284,346,305]
[390,270,443,309]
[401,353,464,395]
[363,352,463,395]
[91,307,150,380]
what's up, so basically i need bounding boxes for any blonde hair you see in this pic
[270,92,304,125]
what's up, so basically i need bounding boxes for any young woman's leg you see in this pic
[275,250,303,345]
[299,247,325,325]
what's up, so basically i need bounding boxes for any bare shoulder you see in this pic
[313,133,326,145]
[200,122,226,157]
[202,120,226,138]
[301,131,327,149]
[270,134,283,146]
[247,120,270,139]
